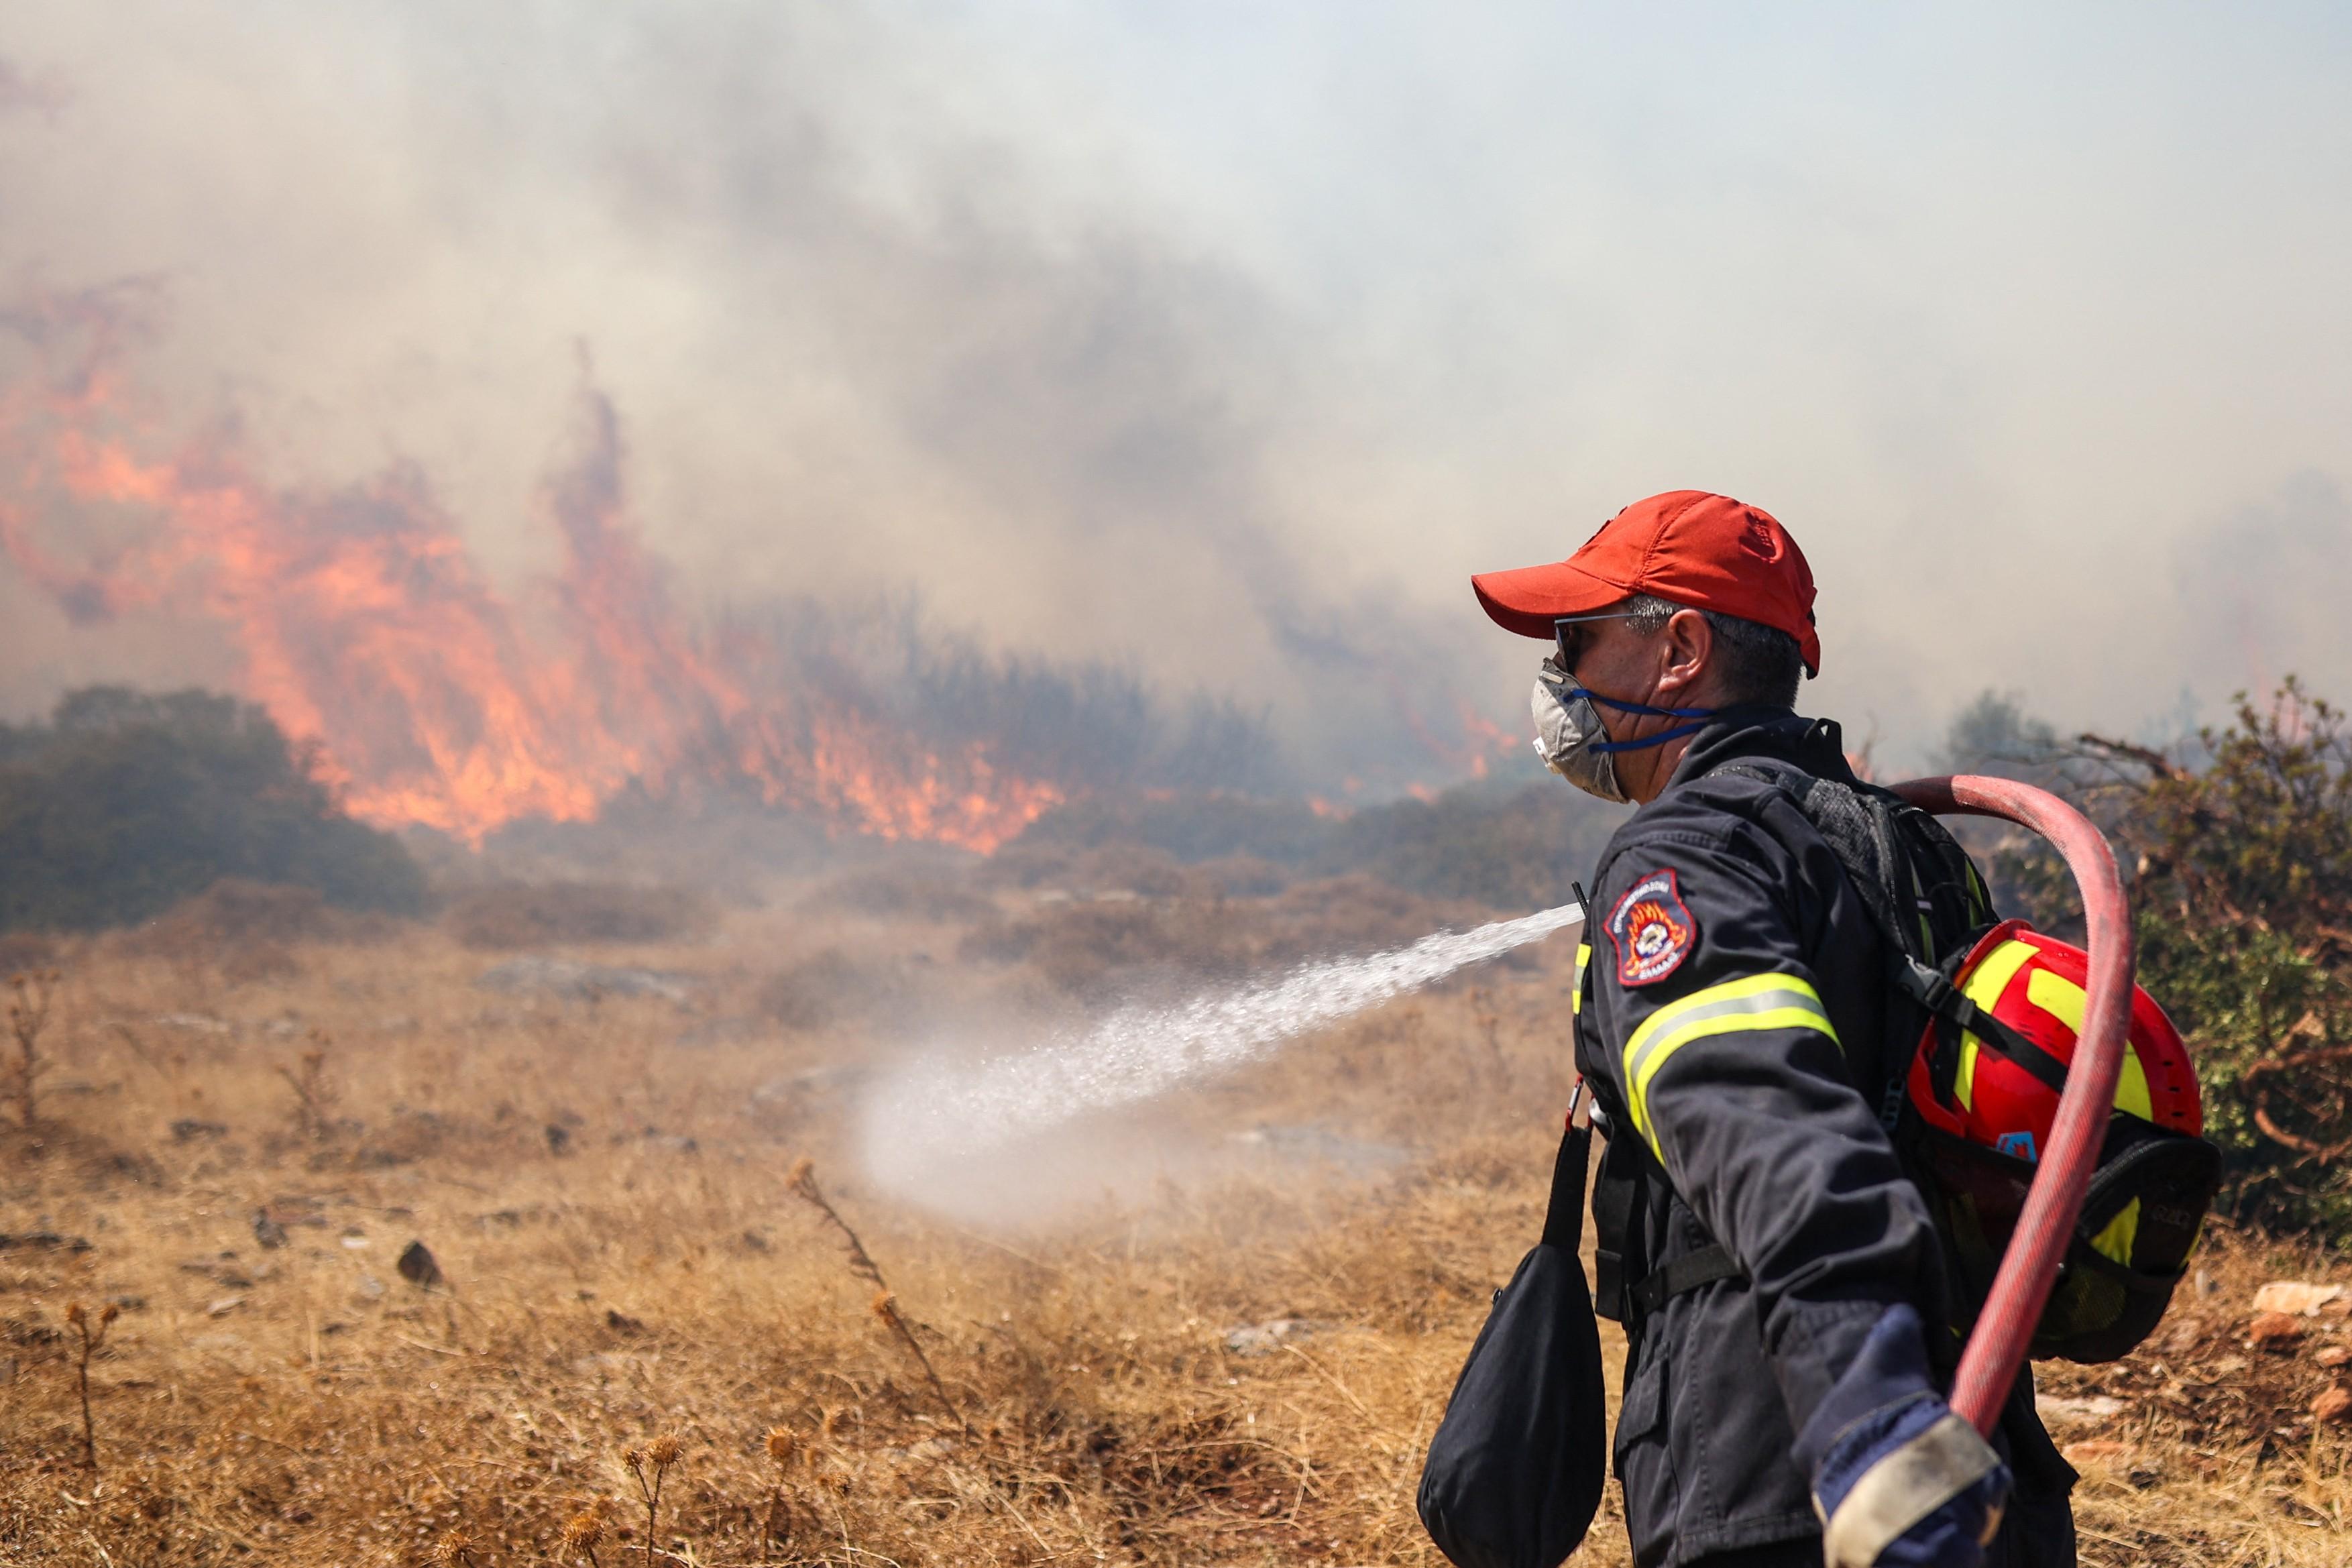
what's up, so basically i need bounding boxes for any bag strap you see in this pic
[1541,1081,1595,1253]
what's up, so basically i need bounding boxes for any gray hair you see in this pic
[1620,594,1805,707]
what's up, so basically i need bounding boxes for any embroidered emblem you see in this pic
[1740,510,1781,562]
[1607,869,1697,987]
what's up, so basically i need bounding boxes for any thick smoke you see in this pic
[0,9,1515,804]
[4,7,2351,784]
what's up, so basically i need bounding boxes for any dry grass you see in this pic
[0,888,2345,1566]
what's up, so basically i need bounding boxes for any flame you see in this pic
[1,337,1061,851]
[1452,700,1519,780]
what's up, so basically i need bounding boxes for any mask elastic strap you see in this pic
[1565,685,1715,755]
[1591,720,1711,754]
[1571,687,1715,721]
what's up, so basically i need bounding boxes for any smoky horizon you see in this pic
[5,5,2351,848]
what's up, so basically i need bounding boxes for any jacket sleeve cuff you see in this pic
[1819,1408,2004,1568]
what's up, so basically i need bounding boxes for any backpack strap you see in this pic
[1624,1242,1744,1319]
[1705,757,2039,1123]
[1589,1124,1746,1326]
[1710,759,1926,964]
[1889,954,2073,1099]
[1589,1123,1644,1322]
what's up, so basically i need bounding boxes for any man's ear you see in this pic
[1657,608,1714,697]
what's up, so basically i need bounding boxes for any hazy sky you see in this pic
[4,3,2349,781]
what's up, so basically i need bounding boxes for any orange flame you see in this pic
[1,348,1061,851]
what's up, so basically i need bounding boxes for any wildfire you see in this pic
[0,329,1062,852]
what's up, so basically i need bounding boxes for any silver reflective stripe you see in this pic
[1821,1411,2004,1568]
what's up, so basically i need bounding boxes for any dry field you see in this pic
[1,873,2347,1567]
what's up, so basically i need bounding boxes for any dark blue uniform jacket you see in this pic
[1571,708,2076,1567]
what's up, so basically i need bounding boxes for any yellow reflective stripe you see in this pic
[1955,940,2041,1114]
[2023,968,2152,1121]
[1572,944,1591,1017]
[2025,966,2085,1031]
[2088,1197,2140,1268]
[1954,1032,1980,1115]
[1622,974,1838,1156]
[1964,940,2039,1012]
[2118,1052,2151,1121]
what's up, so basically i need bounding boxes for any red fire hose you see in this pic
[1892,775,2135,1437]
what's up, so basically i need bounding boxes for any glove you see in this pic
[1795,1304,2010,1568]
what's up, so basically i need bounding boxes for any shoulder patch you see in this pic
[1606,869,1698,987]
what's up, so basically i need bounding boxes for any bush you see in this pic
[959,898,1261,1001]
[1952,680,2352,1235]
[1004,792,1329,869]
[1316,785,1619,909]
[0,687,427,933]
[1257,875,1490,969]
[799,863,997,923]
[0,932,58,976]
[446,881,715,950]
[756,948,932,1032]
[1000,782,1618,913]
[117,879,396,978]
[2117,682,2352,1233]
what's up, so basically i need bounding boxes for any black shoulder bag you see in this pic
[1416,1081,1607,1568]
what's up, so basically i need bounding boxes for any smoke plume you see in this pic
[4,5,2351,797]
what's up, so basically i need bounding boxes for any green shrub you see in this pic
[0,687,427,933]
[1941,681,2352,1235]
[2119,681,2352,1233]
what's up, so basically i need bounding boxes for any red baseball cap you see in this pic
[1471,490,1821,675]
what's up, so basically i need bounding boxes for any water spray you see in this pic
[861,901,1583,1190]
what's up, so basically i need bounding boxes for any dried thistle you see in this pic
[761,1425,800,1547]
[787,1160,966,1434]
[274,1033,339,1141]
[5,968,60,1127]
[65,1299,119,1469]
[623,1435,682,1567]
[560,1504,607,1566]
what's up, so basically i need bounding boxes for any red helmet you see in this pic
[1907,919,2219,1363]
[1907,919,2202,1161]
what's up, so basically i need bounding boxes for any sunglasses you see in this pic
[1551,610,1646,671]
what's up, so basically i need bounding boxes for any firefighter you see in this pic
[1471,491,2076,1568]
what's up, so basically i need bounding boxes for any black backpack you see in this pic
[1615,758,2224,1364]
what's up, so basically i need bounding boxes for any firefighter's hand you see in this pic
[1797,1305,2010,1568]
